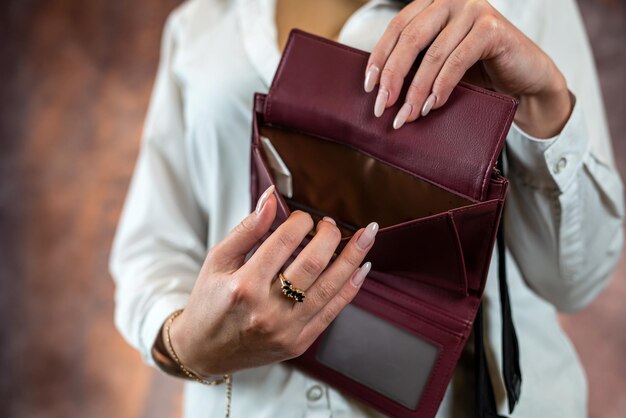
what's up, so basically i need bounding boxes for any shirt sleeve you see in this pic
[503,0,625,312]
[108,9,207,366]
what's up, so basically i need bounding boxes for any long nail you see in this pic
[374,87,389,117]
[364,64,380,93]
[357,222,379,249]
[351,261,372,287]
[322,216,336,225]
[393,103,413,129]
[421,93,437,117]
[255,184,275,215]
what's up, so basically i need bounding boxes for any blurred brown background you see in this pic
[0,0,624,417]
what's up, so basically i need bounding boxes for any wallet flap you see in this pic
[263,29,518,202]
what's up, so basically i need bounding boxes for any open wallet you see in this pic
[247,29,521,418]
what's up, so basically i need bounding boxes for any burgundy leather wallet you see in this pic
[248,29,518,418]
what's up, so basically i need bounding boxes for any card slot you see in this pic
[361,277,470,335]
[364,211,469,295]
[315,304,439,411]
[357,282,466,338]
[310,285,464,415]
[258,124,474,236]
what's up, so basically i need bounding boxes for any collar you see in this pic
[237,0,395,89]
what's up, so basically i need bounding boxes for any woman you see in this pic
[109,0,624,417]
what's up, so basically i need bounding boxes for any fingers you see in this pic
[281,217,342,293]
[297,261,372,345]
[430,21,495,110]
[366,0,507,128]
[364,0,433,93]
[375,4,450,115]
[394,13,475,128]
[297,222,378,318]
[243,209,315,281]
[207,185,277,273]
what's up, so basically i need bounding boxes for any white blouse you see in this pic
[109,0,625,417]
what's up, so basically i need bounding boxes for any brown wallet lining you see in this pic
[259,124,473,236]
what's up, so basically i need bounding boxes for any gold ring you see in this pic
[278,273,306,302]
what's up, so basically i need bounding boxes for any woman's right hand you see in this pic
[167,185,378,377]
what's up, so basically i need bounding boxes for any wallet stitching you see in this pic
[418,300,479,416]
[451,199,503,292]
[451,198,498,215]
[446,213,469,295]
[363,280,467,333]
[418,345,446,415]
[479,98,517,201]
[357,288,459,343]
[418,300,481,417]
[372,211,462,235]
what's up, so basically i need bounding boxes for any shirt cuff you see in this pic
[139,292,190,367]
[506,92,591,192]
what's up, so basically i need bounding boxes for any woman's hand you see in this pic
[167,185,378,377]
[364,0,573,138]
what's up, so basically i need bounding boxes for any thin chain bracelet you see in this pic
[165,309,232,418]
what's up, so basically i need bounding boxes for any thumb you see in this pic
[207,185,277,272]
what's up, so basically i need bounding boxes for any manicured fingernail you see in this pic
[357,222,379,249]
[421,93,437,117]
[364,64,380,93]
[255,184,275,215]
[351,261,372,287]
[322,216,336,225]
[393,102,413,129]
[374,87,389,117]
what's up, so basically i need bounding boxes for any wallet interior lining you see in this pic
[259,124,473,236]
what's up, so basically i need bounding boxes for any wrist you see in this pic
[167,310,204,375]
[514,61,573,139]
[153,310,232,416]
[167,309,229,380]
[152,314,189,379]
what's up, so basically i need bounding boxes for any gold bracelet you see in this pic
[165,309,232,418]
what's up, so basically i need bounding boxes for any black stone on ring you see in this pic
[279,273,305,302]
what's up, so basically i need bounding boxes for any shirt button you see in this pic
[306,384,324,401]
[553,157,567,174]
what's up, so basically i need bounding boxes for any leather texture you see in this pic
[263,29,517,203]
[248,29,518,418]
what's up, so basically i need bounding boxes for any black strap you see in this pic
[496,191,522,412]
[474,306,506,418]
[474,149,522,417]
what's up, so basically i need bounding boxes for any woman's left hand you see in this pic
[365,0,573,138]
